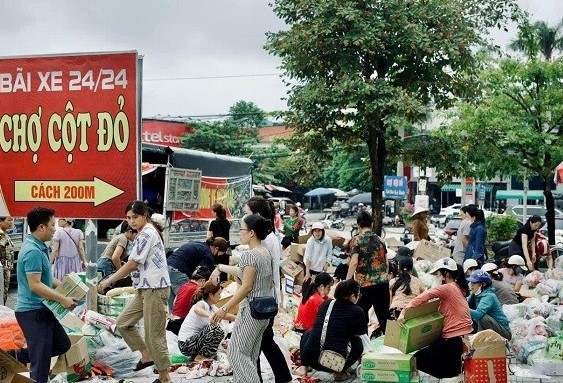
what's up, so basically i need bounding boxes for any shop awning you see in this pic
[495,190,545,200]
[440,184,493,192]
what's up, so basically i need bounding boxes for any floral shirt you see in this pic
[351,230,388,287]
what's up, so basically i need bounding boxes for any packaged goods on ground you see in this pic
[463,330,508,383]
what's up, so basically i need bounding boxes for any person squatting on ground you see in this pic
[388,256,426,320]
[14,207,77,383]
[294,272,333,332]
[98,200,172,383]
[481,262,519,305]
[166,236,228,309]
[346,211,390,339]
[177,281,236,361]
[397,257,473,380]
[0,215,14,304]
[50,218,87,279]
[244,196,293,383]
[466,270,512,340]
[499,254,528,293]
[167,266,212,335]
[209,214,274,383]
[296,279,366,381]
[96,222,137,278]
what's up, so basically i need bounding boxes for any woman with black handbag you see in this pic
[210,214,274,383]
[295,279,366,381]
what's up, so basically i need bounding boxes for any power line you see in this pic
[144,73,282,82]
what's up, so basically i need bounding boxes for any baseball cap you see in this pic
[481,263,499,273]
[463,259,479,273]
[428,257,458,274]
[467,270,492,284]
[312,222,324,230]
[507,255,528,270]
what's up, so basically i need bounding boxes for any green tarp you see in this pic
[495,190,545,200]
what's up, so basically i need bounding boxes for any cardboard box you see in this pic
[384,300,444,354]
[0,349,33,383]
[361,352,414,372]
[216,281,239,315]
[385,237,405,250]
[463,330,507,383]
[331,236,346,249]
[280,259,304,278]
[43,274,89,318]
[412,240,451,262]
[289,243,306,263]
[51,334,91,382]
[298,232,312,244]
[59,312,85,333]
[360,369,412,383]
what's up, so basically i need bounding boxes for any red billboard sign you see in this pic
[141,119,193,148]
[0,51,139,219]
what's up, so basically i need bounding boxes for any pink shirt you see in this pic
[405,283,473,339]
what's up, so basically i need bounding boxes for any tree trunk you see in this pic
[367,119,386,236]
[543,178,555,246]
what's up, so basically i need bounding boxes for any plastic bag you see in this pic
[0,306,26,351]
[554,255,563,270]
[414,259,433,274]
[94,336,141,378]
[503,303,528,321]
[166,330,181,355]
[524,270,544,288]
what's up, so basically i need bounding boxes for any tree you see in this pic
[265,0,518,233]
[434,58,563,244]
[509,18,563,61]
[228,100,268,128]
[182,119,259,156]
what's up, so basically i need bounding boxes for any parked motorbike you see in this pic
[322,213,345,231]
[492,240,512,264]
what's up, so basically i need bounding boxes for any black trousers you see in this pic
[257,316,292,383]
[415,336,464,379]
[300,329,363,373]
[15,309,71,383]
[357,282,390,334]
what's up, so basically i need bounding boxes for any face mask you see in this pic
[474,287,483,296]
[434,275,444,286]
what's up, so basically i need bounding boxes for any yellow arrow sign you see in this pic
[15,178,124,206]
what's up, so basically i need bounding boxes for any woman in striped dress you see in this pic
[210,214,274,383]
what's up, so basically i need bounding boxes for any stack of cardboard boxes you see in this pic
[360,300,444,383]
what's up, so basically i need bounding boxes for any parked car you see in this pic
[507,205,563,221]
[431,204,461,227]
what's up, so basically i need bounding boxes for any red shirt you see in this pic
[294,292,327,331]
[172,281,199,318]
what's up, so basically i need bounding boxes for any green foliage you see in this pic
[228,100,268,128]
[182,120,259,156]
[486,214,518,243]
[265,0,518,231]
[509,18,563,61]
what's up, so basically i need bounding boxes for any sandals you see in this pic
[133,359,154,371]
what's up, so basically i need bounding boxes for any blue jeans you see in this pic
[97,257,115,278]
[168,266,190,310]
[15,309,71,383]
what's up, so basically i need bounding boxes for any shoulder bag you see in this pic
[318,299,346,372]
[249,251,278,320]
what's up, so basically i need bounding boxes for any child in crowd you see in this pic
[294,272,333,332]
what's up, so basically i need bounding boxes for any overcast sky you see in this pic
[1,0,560,119]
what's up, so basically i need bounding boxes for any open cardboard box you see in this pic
[0,349,33,383]
[384,299,444,354]
[408,240,451,262]
[51,334,91,382]
[216,281,239,315]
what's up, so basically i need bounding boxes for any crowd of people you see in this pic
[3,197,557,383]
